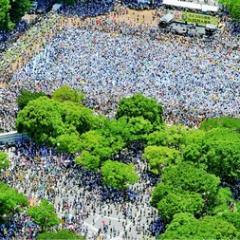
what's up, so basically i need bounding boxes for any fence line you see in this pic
[0,131,29,145]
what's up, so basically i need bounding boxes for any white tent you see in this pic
[162,0,219,12]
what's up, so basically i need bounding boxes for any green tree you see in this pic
[204,128,240,182]
[212,203,240,231]
[184,128,205,146]
[9,0,31,23]
[161,162,220,203]
[0,183,28,221]
[160,213,239,240]
[101,160,139,190]
[16,97,66,144]
[98,118,129,154]
[143,146,181,175]
[75,150,101,171]
[79,130,112,160]
[151,183,173,207]
[52,85,84,104]
[37,230,85,240]
[183,143,206,165]
[219,0,240,21]
[200,117,240,131]
[55,133,81,154]
[116,94,163,125]
[147,125,188,148]
[211,188,240,231]
[184,128,240,182]
[28,200,59,231]
[17,89,47,110]
[0,151,9,171]
[60,102,96,134]
[0,0,13,30]
[157,189,204,223]
[126,117,153,142]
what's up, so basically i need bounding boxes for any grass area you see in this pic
[181,11,219,26]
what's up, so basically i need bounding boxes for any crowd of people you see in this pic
[1,143,161,239]
[0,2,238,132]
[0,212,39,239]
[0,3,239,238]
[0,88,17,132]
[61,0,115,17]
[8,21,240,127]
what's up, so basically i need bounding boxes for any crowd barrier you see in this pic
[0,131,30,145]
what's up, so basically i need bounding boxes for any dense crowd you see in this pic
[61,0,115,17]
[1,143,161,239]
[0,212,39,239]
[0,0,239,239]
[0,1,239,239]
[0,11,238,132]
[0,21,29,52]
[0,89,17,132]
[8,24,240,127]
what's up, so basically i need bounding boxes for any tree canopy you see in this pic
[210,187,240,231]
[17,89,47,110]
[116,94,163,125]
[183,128,240,182]
[37,230,85,240]
[75,150,101,171]
[0,0,31,30]
[160,213,239,240]
[147,117,240,238]
[60,101,99,134]
[52,85,85,104]
[101,160,139,190]
[220,0,240,21]
[151,162,220,224]
[200,117,240,131]
[0,151,9,171]
[146,125,189,148]
[0,0,12,30]
[16,97,66,144]
[12,88,240,238]
[161,162,220,202]
[27,200,59,231]
[155,185,204,222]
[9,0,31,23]
[143,146,181,175]
[55,133,81,154]
[78,130,112,160]
[0,183,28,221]
[126,116,153,142]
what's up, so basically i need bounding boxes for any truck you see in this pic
[159,12,218,37]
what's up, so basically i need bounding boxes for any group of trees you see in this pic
[0,0,32,31]
[16,87,164,190]
[219,0,240,21]
[16,86,240,238]
[37,230,85,240]
[147,118,240,238]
